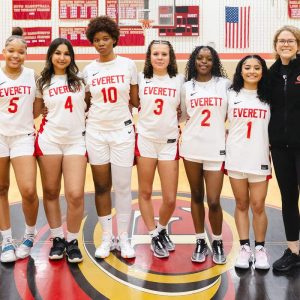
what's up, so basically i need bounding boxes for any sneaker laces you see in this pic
[153,236,164,249]
[2,238,16,252]
[195,239,206,254]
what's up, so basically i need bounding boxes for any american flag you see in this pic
[225,6,250,48]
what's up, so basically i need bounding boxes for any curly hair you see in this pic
[185,46,227,81]
[38,38,83,92]
[273,25,300,60]
[230,55,270,104]
[143,40,178,78]
[86,15,120,47]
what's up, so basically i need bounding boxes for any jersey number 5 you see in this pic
[65,96,73,112]
[8,97,19,113]
[154,99,164,115]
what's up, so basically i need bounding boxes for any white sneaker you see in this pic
[235,244,253,269]
[116,233,135,259]
[16,233,35,259]
[95,234,115,259]
[254,246,270,270]
[1,238,17,263]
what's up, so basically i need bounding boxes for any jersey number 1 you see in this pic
[246,121,252,139]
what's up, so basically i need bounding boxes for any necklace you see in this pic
[2,66,23,79]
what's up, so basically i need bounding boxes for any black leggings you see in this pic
[271,147,300,241]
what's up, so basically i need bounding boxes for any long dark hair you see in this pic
[230,55,270,104]
[143,40,178,79]
[38,38,83,92]
[185,46,227,81]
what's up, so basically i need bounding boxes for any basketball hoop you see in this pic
[138,19,154,35]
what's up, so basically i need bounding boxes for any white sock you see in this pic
[212,234,222,241]
[149,228,159,238]
[98,215,113,236]
[66,231,79,243]
[25,224,36,236]
[157,223,167,233]
[50,226,64,239]
[195,232,206,241]
[111,164,132,236]
[1,228,12,246]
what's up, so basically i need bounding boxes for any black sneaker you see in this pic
[151,235,169,258]
[212,240,226,264]
[49,237,66,260]
[273,248,300,272]
[159,229,175,251]
[191,239,208,263]
[66,239,83,263]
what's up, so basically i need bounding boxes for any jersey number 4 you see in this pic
[65,96,73,112]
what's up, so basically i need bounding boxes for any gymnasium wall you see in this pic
[0,0,299,76]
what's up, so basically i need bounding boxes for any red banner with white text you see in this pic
[59,0,98,19]
[288,0,300,18]
[59,27,90,46]
[22,27,52,47]
[13,0,51,19]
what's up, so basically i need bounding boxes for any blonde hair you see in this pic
[5,35,27,48]
[273,25,300,59]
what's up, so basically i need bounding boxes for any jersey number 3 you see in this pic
[154,99,164,115]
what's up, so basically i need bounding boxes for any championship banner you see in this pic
[12,0,51,20]
[288,0,300,18]
[59,27,91,46]
[106,0,118,22]
[22,27,52,47]
[119,27,145,46]
[59,0,98,19]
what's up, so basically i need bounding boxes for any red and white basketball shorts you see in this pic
[0,132,35,158]
[35,133,86,156]
[86,125,135,167]
[135,134,179,161]
[184,157,224,171]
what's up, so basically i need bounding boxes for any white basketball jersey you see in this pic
[39,75,86,144]
[225,88,271,175]
[137,73,184,142]
[83,56,137,131]
[180,77,230,161]
[0,67,36,136]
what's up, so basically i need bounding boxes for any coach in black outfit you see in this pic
[269,25,300,272]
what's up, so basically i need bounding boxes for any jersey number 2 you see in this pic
[65,96,73,112]
[201,109,211,126]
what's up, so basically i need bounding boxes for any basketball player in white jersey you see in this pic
[84,16,139,259]
[180,46,230,264]
[226,55,271,270]
[136,40,184,258]
[35,38,87,263]
[0,34,41,262]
